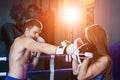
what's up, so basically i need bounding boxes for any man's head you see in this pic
[24,19,43,40]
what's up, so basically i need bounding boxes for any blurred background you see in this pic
[0,0,120,80]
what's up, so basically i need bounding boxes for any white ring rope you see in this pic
[0,72,7,76]
[0,53,92,62]
[0,53,93,77]
[0,57,7,61]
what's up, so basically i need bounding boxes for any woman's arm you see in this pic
[72,58,79,75]
[77,56,109,80]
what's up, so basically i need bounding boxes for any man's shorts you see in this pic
[5,75,25,80]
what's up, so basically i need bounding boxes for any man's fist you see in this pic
[37,36,45,43]
[56,40,71,54]
[73,38,84,55]
[60,40,71,47]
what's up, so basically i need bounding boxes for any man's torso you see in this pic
[8,36,31,79]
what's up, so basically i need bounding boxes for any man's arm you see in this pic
[30,36,46,69]
[23,37,57,55]
[30,52,41,69]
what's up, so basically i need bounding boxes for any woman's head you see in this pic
[85,24,112,80]
[85,24,110,56]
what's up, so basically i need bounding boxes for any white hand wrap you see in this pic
[56,40,71,55]
[66,44,74,55]
[35,52,41,58]
[56,46,66,54]
[61,41,67,47]
[33,36,45,58]
[37,36,45,43]
[61,40,71,47]
[73,38,84,55]
[84,52,93,58]
[72,54,77,59]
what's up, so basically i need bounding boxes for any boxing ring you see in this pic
[0,55,73,80]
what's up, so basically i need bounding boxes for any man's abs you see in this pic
[8,62,28,79]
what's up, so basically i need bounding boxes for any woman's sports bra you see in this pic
[93,74,104,80]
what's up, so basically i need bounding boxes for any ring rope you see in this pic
[0,68,72,77]
[0,53,92,62]
[0,53,93,78]
[0,57,7,61]
[0,55,71,62]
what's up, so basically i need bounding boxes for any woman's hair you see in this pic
[25,19,43,31]
[85,24,112,80]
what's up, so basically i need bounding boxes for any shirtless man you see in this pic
[5,19,57,80]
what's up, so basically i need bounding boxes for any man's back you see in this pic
[8,36,30,79]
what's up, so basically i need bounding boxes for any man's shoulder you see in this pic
[15,36,34,45]
[15,36,31,41]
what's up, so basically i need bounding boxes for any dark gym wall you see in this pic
[95,0,120,45]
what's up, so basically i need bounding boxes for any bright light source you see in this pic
[64,8,79,24]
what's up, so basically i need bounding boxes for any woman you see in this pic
[72,24,112,80]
